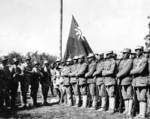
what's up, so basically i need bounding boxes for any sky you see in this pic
[0,0,150,57]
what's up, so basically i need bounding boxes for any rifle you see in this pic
[95,76,99,110]
[117,78,123,113]
[131,76,139,117]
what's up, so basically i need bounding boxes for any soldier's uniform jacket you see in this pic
[61,65,72,86]
[94,60,105,86]
[21,62,32,84]
[130,55,149,87]
[85,61,96,84]
[69,63,80,84]
[116,58,133,85]
[115,59,121,74]
[41,66,51,86]
[31,67,42,83]
[76,62,88,85]
[9,65,21,83]
[102,58,116,86]
[0,64,11,97]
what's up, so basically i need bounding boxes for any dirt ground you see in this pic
[0,86,148,119]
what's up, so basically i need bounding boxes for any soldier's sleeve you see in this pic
[93,63,104,76]
[102,60,116,76]
[76,63,88,77]
[85,63,96,78]
[130,58,148,75]
[117,59,133,78]
[148,59,150,76]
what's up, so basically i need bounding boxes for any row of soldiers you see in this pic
[55,46,150,119]
[0,56,52,110]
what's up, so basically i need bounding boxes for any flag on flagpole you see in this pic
[63,16,93,61]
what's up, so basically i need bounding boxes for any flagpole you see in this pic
[60,0,63,59]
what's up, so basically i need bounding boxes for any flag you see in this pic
[63,16,93,61]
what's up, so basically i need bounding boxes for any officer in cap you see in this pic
[130,46,148,118]
[9,58,21,108]
[0,56,11,109]
[93,53,106,111]
[20,55,32,108]
[85,53,97,109]
[75,54,88,108]
[61,58,72,106]
[102,51,117,114]
[41,60,51,105]
[30,61,42,106]
[116,48,133,116]
[69,55,80,107]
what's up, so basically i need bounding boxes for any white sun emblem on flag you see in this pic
[74,28,84,40]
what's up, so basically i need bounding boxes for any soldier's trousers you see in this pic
[135,87,148,102]
[20,75,30,104]
[31,81,39,104]
[71,83,79,96]
[10,82,19,106]
[64,85,72,95]
[5,83,11,107]
[79,84,87,95]
[41,82,49,102]
[97,84,105,97]
[105,85,115,97]
[121,85,133,100]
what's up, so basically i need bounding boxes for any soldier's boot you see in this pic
[127,99,133,116]
[97,97,106,112]
[80,95,87,108]
[134,102,142,118]
[110,97,115,114]
[87,100,92,108]
[92,96,97,110]
[67,94,72,106]
[123,100,129,115]
[43,95,48,105]
[22,95,27,108]
[106,97,111,113]
[73,96,79,107]
[140,102,146,119]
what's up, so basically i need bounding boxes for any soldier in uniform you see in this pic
[102,51,116,114]
[130,46,149,118]
[0,56,11,109]
[116,48,133,116]
[31,61,42,106]
[75,55,88,108]
[20,55,32,108]
[69,56,80,107]
[85,53,97,109]
[9,58,21,108]
[41,60,51,105]
[61,58,72,106]
[93,53,105,111]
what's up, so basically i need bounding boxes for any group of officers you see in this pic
[0,56,52,110]
[54,46,150,119]
[0,46,150,119]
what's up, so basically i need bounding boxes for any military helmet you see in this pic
[73,56,79,60]
[25,55,31,61]
[1,56,8,62]
[44,60,49,65]
[87,53,94,58]
[106,50,113,55]
[78,54,84,59]
[33,61,39,66]
[13,58,20,64]
[55,58,61,62]
[131,50,136,55]
[121,48,131,53]
[143,48,150,53]
[135,46,143,51]
[66,58,72,62]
